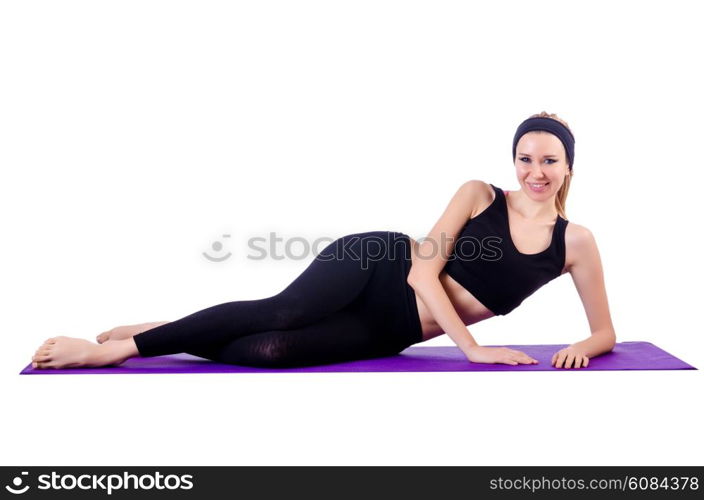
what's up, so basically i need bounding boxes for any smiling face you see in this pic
[514,131,570,198]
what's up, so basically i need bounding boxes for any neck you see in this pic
[507,189,559,221]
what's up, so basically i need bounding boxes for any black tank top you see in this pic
[442,183,568,316]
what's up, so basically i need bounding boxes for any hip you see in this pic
[343,231,423,351]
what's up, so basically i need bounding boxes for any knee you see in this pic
[226,337,300,368]
[255,341,295,367]
[268,296,309,331]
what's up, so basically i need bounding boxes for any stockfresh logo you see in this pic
[3,470,194,495]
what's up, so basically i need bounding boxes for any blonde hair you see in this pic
[525,111,573,220]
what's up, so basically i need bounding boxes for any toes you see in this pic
[34,360,58,369]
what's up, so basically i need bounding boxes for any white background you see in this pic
[1,0,702,466]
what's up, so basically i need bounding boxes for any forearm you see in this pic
[409,275,479,354]
[571,331,616,358]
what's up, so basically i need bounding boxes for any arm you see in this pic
[412,276,536,365]
[552,225,617,368]
[410,275,479,354]
[407,180,483,356]
[409,181,537,366]
[407,181,538,365]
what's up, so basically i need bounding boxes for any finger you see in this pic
[561,354,570,369]
[512,350,537,363]
[573,356,582,369]
[555,352,565,368]
[583,356,589,368]
[562,354,574,369]
[564,354,574,369]
[524,353,539,363]
[520,352,538,363]
[551,353,557,365]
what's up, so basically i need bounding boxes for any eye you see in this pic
[519,157,557,164]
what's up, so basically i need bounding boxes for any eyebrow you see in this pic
[517,152,558,158]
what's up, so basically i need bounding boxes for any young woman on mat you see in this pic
[30,111,616,370]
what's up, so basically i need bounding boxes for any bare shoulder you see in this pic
[563,221,597,273]
[460,180,495,219]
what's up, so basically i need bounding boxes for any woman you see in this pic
[30,111,616,370]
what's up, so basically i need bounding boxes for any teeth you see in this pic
[529,183,547,187]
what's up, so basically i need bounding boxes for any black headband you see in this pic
[512,117,575,170]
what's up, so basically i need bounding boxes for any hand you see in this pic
[551,346,589,369]
[464,346,539,365]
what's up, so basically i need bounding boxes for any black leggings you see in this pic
[132,231,423,368]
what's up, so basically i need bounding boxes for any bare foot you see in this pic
[31,336,138,369]
[96,322,169,344]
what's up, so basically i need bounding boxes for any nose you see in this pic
[529,164,547,179]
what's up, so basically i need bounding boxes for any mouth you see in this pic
[527,181,549,192]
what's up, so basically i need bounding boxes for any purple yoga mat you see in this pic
[19,341,695,374]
